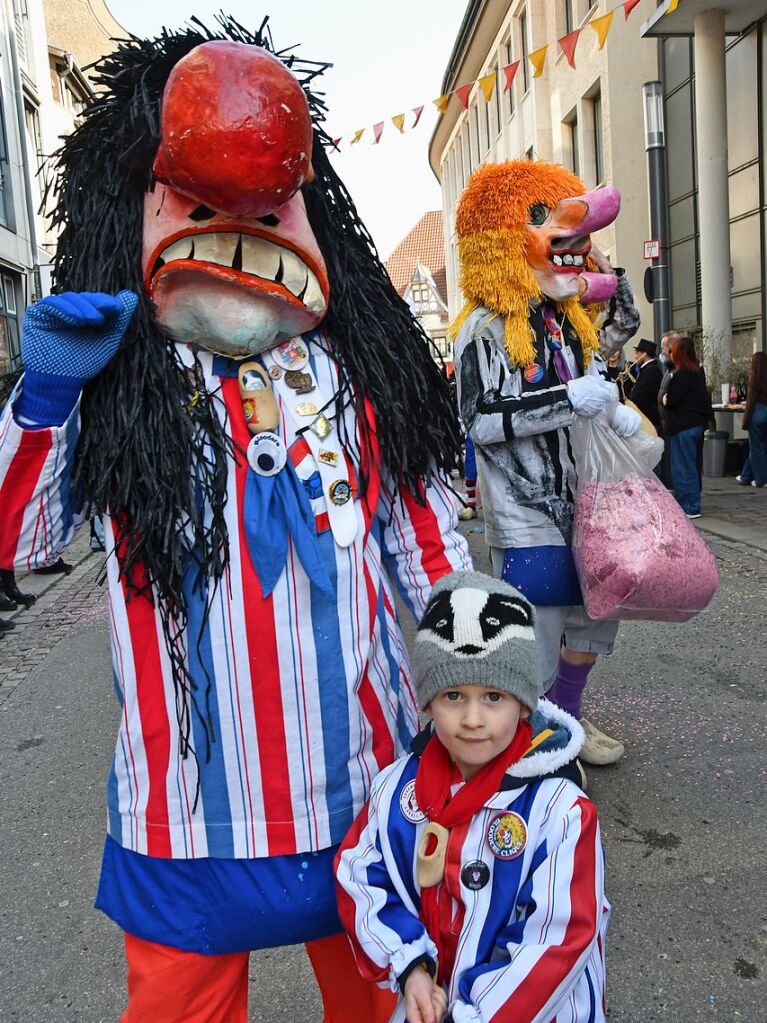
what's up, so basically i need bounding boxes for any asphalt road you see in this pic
[0,524,765,1021]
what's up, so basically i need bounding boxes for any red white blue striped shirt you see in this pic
[0,340,470,860]
[336,747,608,1023]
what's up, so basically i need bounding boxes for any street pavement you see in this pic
[1,478,765,1021]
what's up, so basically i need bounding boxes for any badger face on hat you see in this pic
[417,587,534,658]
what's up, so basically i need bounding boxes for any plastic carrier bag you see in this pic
[570,413,719,622]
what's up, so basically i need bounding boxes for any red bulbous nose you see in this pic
[153,40,314,218]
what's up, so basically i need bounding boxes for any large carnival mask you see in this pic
[142,41,329,356]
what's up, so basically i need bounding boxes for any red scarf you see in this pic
[413,719,533,981]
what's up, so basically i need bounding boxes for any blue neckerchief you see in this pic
[210,352,332,598]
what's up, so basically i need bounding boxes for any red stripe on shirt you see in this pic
[399,483,454,585]
[223,376,297,854]
[437,818,472,982]
[0,428,52,567]
[121,579,173,858]
[493,797,599,1020]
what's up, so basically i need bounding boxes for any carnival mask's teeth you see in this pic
[155,231,325,307]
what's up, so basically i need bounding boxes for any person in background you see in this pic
[458,434,478,521]
[627,339,663,431]
[741,351,767,488]
[662,336,712,518]
[657,330,682,487]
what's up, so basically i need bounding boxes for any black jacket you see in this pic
[664,367,712,435]
[629,359,663,429]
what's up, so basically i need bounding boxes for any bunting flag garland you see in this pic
[478,71,497,102]
[502,60,520,91]
[528,45,548,79]
[590,11,614,49]
[559,29,580,69]
[454,83,473,110]
[328,1,684,151]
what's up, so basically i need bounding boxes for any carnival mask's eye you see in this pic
[528,203,548,226]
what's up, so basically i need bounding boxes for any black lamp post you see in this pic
[643,81,671,341]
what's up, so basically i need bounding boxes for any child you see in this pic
[336,571,609,1023]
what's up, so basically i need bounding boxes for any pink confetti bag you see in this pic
[569,414,719,621]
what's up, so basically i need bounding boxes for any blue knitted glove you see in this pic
[15,290,139,427]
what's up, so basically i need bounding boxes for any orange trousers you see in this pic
[121,931,396,1023]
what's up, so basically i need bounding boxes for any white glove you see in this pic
[610,402,643,438]
[567,376,612,418]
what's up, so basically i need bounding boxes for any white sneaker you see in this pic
[686,512,702,519]
[579,718,625,766]
[458,506,476,520]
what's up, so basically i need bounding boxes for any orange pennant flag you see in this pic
[433,94,450,114]
[502,61,520,91]
[590,11,614,49]
[454,83,473,109]
[392,113,406,133]
[667,0,680,11]
[559,29,580,69]
[350,129,365,145]
[624,0,641,18]
[528,45,548,79]
[373,121,384,144]
[412,104,425,127]
[478,71,496,103]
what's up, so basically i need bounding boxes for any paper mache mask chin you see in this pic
[141,40,329,357]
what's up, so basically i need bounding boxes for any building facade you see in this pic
[429,0,660,335]
[386,210,452,366]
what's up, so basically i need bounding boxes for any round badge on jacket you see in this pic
[524,363,545,384]
[461,860,490,891]
[486,811,527,859]
[272,339,309,371]
[399,779,426,823]
[328,479,352,506]
[246,432,287,477]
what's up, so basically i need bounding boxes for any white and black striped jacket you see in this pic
[454,278,640,552]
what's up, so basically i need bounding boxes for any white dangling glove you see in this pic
[610,402,643,438]
[567,376,613,418]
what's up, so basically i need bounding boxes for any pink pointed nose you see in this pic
[561,186,621,234]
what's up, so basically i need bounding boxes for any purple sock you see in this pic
[545,656,594,719]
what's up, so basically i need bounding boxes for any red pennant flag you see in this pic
[373,121,384,144]
[454,83,473,110]
[624,0,641,18]
[412,105,425,128]
[559,29,580,69]
[331,138,342,149]
[502,61,520,92]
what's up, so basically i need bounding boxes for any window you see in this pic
[565,113,580,177]
[503,37,515,118]
[564,0,574,35]
[494,65,502,132]
[24,101,44,177]
[12,0,32,75]
[592,91,604,184]
[461,127,471,187]
[0,273,21,376]
[454,140,464,199]
[479,95,489,155]
[470,103,480,167]
[0,98,10,228]
[520,10,530,93]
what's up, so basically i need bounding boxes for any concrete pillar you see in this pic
[693,9,731,386]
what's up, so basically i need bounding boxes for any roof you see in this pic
[385,211,448,301]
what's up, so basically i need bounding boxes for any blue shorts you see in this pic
[95,835,343,954]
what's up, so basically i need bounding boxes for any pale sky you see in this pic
[106,0,468,258]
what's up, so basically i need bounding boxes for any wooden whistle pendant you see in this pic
[238,362,280,435]
[416,821,450,888]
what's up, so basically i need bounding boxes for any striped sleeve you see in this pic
[335,765,437,991]
[0,398,85,570]
[379,469,471,621]
[455,793,604,1023]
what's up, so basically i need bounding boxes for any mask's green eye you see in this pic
[528,203,548,226]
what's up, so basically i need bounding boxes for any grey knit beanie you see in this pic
[413,571,538,711]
